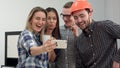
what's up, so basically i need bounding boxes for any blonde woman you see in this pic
[16,7,56,68]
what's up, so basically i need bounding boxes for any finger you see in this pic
[50,37,56,40]
[46,47,54,52]
[112,61,119,68]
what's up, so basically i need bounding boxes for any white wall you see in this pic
[89,0,105,21]
[105,0,120,23]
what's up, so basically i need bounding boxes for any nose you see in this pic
[39,20,45,25]
[77,17,82,23]
[63,16,68,21]
[50,19,54,23]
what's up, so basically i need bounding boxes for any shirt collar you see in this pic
[83,20,96,36]
[88,20,95,31]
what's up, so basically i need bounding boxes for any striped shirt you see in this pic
[16,30,48,68]
[55,25,81,68]
[75,20,120,68]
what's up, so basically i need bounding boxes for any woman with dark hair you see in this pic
[45,7,61,39]
[45,7,61,68]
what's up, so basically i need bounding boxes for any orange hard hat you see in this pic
[70,0,93,14]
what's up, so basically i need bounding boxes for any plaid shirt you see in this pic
[75,20,120,68]
[16,30,48,68]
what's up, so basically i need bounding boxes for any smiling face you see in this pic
[31,11,46,33]
[46,11,57,30]
[61,8,75,28]
[72,9,92,30]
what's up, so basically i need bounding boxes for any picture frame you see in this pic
[5,31,21,67]
[1,65,14,68]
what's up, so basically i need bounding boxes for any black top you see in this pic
[75,20,120,68]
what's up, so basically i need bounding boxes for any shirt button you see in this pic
[90,30,93,32]
[93,53,95,56]
[66,63,68,68]
[65,57,67,59]
[89,35,91,37]
[94,63,96,65]
[91,44,93,47]
[94,62,96,65]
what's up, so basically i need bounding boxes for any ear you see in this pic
[89,11,93,18]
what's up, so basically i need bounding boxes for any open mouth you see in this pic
[36,24,42,29]
[79,22,85,27]
[36,25,41,27]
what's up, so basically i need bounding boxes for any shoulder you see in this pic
[60,25,65,30]
[95,20,114,26]
[21,30,33,36]
[94,20,115,28]
[60,25,66,33]
[20,30,34,40]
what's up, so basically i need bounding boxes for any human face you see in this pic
[31,11,46,33]
[72,9,92,30]
[47,11,57,30]
[61,8,74,28]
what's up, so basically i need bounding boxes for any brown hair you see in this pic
[63,1,73,8]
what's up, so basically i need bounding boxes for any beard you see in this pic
[77,17,92,30]
[84,17,91,29]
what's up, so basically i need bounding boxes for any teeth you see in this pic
[37,24,41,27]
[80,22,84,25]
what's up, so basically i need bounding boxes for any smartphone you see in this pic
[51,40,67,49]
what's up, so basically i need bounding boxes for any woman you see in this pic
[45,7,61,68]
[45,7,61,39]
[16,7,56,68]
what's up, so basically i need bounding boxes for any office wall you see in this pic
[105,0,120,23]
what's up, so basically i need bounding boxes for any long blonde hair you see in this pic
[26,7,47,31]
[25,6,47,40]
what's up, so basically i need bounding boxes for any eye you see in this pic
[74,16,78,20]
[53,17,57,20]
[60,13,71,18]
[35,17,40,20]
[79,14,85,18]
[42,18,46,21]
[47,17,51,20]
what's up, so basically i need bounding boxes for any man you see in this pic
[70,0,120,68]
[55,1,81,68]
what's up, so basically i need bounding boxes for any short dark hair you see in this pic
[63,1,73,8]
[85,8,91,14]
